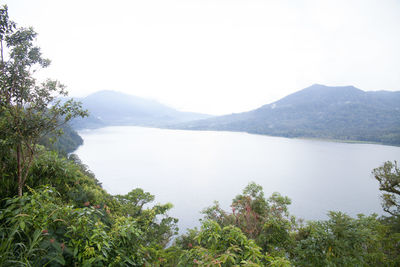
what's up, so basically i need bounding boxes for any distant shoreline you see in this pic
[75,124,399,148]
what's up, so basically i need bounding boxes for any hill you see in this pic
[40,124,83,154]
[71,90,212,129]
[174,84,400,145]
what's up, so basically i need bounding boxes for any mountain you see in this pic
[71,90,212,129]
[174,84,400,145]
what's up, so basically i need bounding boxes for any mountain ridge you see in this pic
[71,90,213,129]
[70,85,400,146]
[172,84,400,145]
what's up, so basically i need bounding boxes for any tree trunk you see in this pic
[17,144,23,197]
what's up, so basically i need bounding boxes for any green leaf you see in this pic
[19,220,25,230]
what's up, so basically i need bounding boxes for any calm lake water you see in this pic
[75,126,400,232]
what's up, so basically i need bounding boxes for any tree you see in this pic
[0,5,87,196]
[202,182,295,258]
[293,212,393,266]
[177,220,269,266]
[372,161,400,217]
[115,188,179,247]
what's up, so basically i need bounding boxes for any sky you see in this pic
[3,0,400,115]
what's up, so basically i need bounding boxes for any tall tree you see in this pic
[373,160,400,217]
[0,5,87,196]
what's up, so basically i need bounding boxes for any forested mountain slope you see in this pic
[176,84,400,145]
[39,124,83,154]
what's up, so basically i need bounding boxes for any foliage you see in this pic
[177,220,269,266]
[40,123,83,154]
[292,211,400,266]
[0,151,179,266]
[373,160,400,217]
[0,4,87,196]
[0,148,110,207]
[179,182,400,266]
[1,149,400,266]
[0,7,179,266]
[202,182,295,257]
[0,186,125,266]
[174,183,296,266]
[115,188,179,248]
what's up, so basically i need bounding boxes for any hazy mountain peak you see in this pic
[72,90,213,129]
[304,84,360,92]
[309,83,327,88]
[271,84,365,107]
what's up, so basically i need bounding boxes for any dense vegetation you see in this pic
[40,124,83,154]
[1,149,399,265]
[0,149,179,266]
[176,84,400,146]
[1,5,400,266]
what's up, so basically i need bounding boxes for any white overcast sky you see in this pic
[3,0,400,115]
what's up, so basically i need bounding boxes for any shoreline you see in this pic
[74,124,399,148]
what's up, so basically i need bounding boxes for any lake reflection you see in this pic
[75,126,400,232]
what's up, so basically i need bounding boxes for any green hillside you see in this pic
[176,84,400,145]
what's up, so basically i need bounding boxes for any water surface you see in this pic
[75,126,400,231]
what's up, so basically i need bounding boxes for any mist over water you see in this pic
[75,126,400,232]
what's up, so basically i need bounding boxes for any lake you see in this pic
[74,126,400,232]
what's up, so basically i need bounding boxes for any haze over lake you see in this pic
[75,126,400,232]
